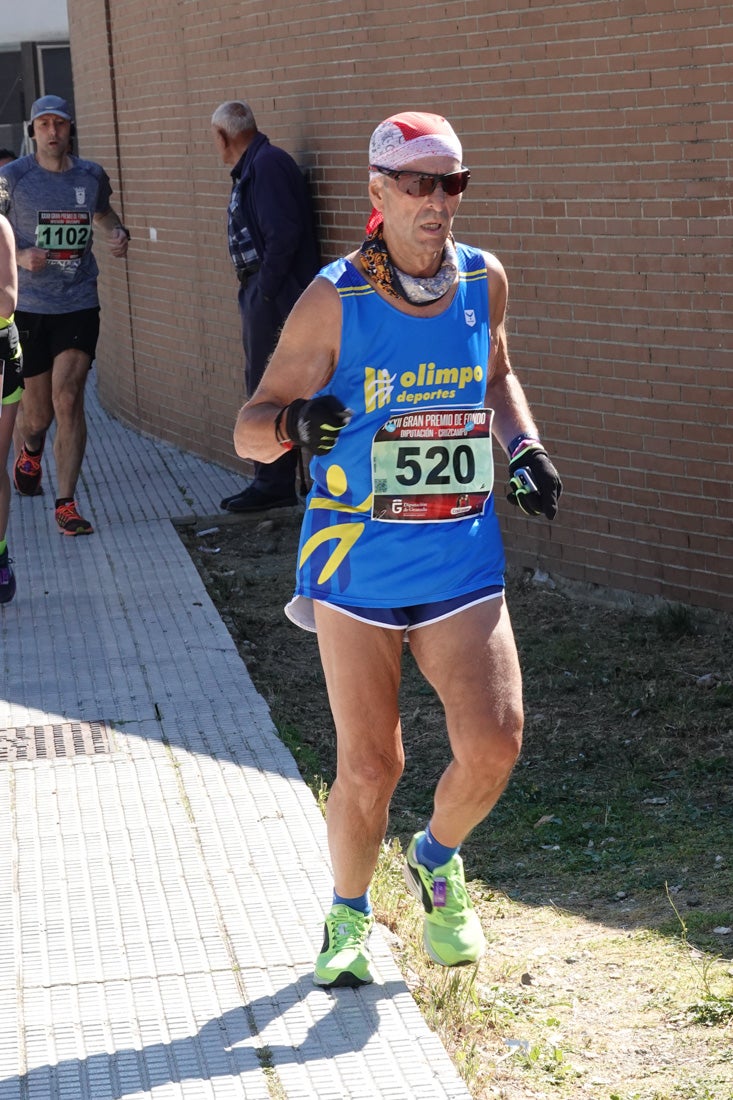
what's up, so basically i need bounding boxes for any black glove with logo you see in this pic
[278,396,353,455]
[507,438,562,520]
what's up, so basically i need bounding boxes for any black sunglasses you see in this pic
[370,165,471,198]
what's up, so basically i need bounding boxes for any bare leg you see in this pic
[50,349,92,499]
[408,595,523,848]
[313,602,406,899]
[13,370,54,460]
[0,402,19,541]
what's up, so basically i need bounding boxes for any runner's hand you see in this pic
[18,247,48,273]
[109,227,130,258]
[507,443,562,520]
[283,396,352,454]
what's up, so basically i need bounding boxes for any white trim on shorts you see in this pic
[284,587,504,635]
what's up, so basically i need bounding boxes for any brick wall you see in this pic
[66,0,732,612]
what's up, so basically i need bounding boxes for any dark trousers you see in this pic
[238,276,297,497]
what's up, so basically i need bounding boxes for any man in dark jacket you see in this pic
[212,100,320,512]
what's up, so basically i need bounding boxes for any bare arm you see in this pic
[0,214,17,318]
[94,207,130,258]
[234,276,341,462]
[483,251,541,452]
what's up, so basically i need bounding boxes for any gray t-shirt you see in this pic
[0,154,112,314]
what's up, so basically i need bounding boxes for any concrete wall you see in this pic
[66,0,733,612]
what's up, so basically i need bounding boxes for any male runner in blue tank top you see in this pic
[233,111,562,988]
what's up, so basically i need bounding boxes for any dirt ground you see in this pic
[177,505,733,1100]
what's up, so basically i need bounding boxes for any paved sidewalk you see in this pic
[0,379,470,1100]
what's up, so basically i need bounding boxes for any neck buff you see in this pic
[360,224,459,306]
[361,111,463,305]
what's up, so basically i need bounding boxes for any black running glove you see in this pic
[278,396,353,454]
[507,439,563,520]
[0,317,22,377]
[0,317,20,355]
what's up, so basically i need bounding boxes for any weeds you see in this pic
[665,883,733,1029]
[653,602,699,639]
[687,997,733,1026]
[513,1040,578,1085]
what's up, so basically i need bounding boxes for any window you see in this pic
[37,43,74,111]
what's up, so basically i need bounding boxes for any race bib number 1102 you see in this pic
[35,210,91,261]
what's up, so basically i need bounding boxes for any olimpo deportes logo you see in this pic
[364,360,484,412]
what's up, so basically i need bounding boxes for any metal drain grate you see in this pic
[0,721,115,762]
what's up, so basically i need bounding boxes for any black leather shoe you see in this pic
[220,486,298,513]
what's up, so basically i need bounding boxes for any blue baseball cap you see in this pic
[30,95,73,122]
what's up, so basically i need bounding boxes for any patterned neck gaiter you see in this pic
[359,225,458,307]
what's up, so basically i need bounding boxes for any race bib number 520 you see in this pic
[371,407,494,522]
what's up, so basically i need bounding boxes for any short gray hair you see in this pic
[211,100,257,136]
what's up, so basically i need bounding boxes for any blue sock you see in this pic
[416,824,459,872]
[333,890,372,916]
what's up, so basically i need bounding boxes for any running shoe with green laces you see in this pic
[55,500,94,536]
[404,832,486,966]
[313,904,375,988]
[0,547,16,605]
[14,443,44,496]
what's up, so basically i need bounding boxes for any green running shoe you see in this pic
[313,904,375,988]
[404,832,486,967]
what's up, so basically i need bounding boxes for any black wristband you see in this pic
[507,431,541,459]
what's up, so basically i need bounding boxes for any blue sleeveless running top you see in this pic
[292,243,506,612]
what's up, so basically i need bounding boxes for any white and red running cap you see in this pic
[368,111,463,170]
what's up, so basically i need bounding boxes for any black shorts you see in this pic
[15,308,100,379]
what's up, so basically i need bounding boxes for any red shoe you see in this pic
[14,444,44,496]
[55,501,94,536]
